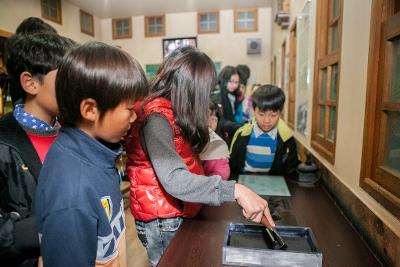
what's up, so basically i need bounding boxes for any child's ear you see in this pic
[20,71,39,95]
[80,98,99,122]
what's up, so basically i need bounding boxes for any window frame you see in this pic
[112,17,132,39]
[234,9,258,33]
[0,30,13,117]
[281,41,287,119]
[145,15,165,37]
[197,11,220,34]
[288,21,297,129]
[80,10,94,36]
[281,40,286,89]
[360,0,400,218]
[41,0,62,24]
[311,0,343,163]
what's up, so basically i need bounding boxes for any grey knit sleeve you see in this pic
[141,114,235,205]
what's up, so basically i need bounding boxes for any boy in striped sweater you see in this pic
[229,85,299,178]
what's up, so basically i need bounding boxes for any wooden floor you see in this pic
[122,184,150,267]
[125,210,150,267]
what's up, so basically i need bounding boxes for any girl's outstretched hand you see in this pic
[234,183,275,226]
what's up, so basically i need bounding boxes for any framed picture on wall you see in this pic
[162,37,197,58]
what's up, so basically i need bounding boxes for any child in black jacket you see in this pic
[0,32,75,266]
[230,85,299,178]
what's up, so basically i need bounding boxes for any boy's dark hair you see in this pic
[209,99,223,135]
[56,42,148,127]
[209,100,220,119]
[149,46,217,153]
[252,85,285,112]
[16,17,57,35]
[6,33,76,104]
[236,64,250,86]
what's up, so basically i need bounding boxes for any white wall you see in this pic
[0,1,272,84]
[334,0,400,233]
[0,0,100,43]
[270,0,400,236]
[100,8,272,85]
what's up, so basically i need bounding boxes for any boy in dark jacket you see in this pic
[36,42,148,267]
[0,33,75,266]
[230,85,299,178]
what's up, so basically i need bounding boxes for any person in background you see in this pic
[236,64,250,90]
[200,100,230,180]
[230,85,300,178]
[0,33,75,267]
[234,65,251,124]
[244,83,262,119]
[125,46,274,267]
[211,66,243,146]
[36,42,148,267]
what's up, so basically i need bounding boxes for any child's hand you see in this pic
[234,183,275,226]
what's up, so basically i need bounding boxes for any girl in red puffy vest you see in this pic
[125,46,275,267]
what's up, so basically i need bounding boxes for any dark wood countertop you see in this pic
[158,181,382,267]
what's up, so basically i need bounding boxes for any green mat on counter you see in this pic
[238,174,291,197]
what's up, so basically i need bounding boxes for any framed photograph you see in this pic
[162,37,197,58]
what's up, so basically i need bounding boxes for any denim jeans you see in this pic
[135,217,183,267]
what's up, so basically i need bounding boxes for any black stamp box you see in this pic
[223,223,322,267]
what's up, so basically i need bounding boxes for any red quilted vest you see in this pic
[126,97,204,222]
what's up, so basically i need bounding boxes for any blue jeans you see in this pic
[135,217,183,267]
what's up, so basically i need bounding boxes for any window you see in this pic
[311,0,343,163]
[234,9,258,32]
[198,12,219,34]
[0,30,12,117]
[288,22,297,129]
[360,0,400,218]
[112,18,132,39]
[41,0,62,24]
[80,10,94,36]
[145,15,165,37]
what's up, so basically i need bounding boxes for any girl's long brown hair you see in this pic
[149,46,217,153]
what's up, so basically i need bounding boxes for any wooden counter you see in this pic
[158,181,382,267]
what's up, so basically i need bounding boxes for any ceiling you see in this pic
[66,0,273,18]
